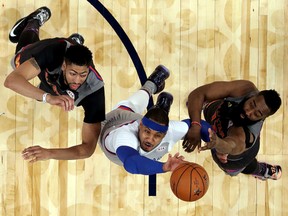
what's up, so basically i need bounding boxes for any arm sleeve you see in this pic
[181,118,211,142]
[116,146,165,175]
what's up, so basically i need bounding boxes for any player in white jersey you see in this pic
[100,65,206,175]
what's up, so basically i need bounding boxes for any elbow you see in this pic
[77,144,96,159]
[82,148,94,158]
[4,74,18,91]
[123,163,138,174]
[4,76,13,89]
[123,158,139,174]
[86,149,95,158]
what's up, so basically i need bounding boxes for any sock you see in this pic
[25,19,40,34]
[140,80,157,96]
[258,163,267,175]
[250,162,266,176]
[241,158,258,175]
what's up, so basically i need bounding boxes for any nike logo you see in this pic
[9,18,25,37]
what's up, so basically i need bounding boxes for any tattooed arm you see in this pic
[5,58,74,111]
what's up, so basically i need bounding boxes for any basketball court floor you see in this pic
[0,1,287,215]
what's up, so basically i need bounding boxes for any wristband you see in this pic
[191,121,202,128]
[42,93,50,103]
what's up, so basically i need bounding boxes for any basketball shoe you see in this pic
[253,162,282,180]
[68,33,85,45]
[147,65,170,94]
[155,92,173,114]
[9,6,51,43]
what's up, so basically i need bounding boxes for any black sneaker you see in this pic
[9,6,51,43]
[155,92,173,114]
[253,163,282,180]
[68,33,85,45]
[147,65,170,94]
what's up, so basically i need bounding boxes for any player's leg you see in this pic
[9,7,51,53]
[153,91,173,114]
[242,159,282,180]
[114,65,170,114]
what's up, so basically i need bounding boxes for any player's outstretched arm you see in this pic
[5,58,74,111]
[117,146,185,175]
[22,122,101,162]
[162,153,185,172]
[5,58,43,100]
[200,127,246,155]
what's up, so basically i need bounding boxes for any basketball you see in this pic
[170,162,209,202]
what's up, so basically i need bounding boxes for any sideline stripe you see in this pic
[87,0,156,196]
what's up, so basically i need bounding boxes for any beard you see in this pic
[226,98,259,127]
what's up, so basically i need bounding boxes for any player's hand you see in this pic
[163,153,185,172]
[22,145,51,163]
[199,128,217,151]
[182,126,201,152]
[46,94,74,111]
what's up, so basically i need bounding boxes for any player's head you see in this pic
[138,107,169,152]
[62,45,93,90]
[230,89,281,126]
[258,90,281,115]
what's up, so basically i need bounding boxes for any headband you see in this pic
[141,117,168,133]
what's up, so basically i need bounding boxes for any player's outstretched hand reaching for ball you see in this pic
[199,128,218,151]
[162,152,185,172]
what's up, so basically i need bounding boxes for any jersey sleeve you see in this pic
[181,118,212,142]
[168,120,189,141]
[32,40,67,71]
[79,87,106,123]
[116,146,165,175]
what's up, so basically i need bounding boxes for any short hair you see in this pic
[64,45,92,66]
[258,89,281,115]
[144,107,169,126]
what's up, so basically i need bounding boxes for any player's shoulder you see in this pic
[167,120,189,137]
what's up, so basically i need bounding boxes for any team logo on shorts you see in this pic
[66,90,75,99]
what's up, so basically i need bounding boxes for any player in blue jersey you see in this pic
[99,65,208,175]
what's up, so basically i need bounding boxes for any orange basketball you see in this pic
[170,162,209,202]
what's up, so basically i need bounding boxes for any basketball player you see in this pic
[4,7,105,161]
[99,65,199,175]
[183,80,282,180]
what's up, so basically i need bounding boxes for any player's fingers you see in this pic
[57,96,71,111]
[187,142,198,152]
[22,152,35,161]
[22,145,37,152]
[66,98,74,111]
[64,98,71,111]
[174,152,180,157]
[199,144,207,151]
[199,146,209,151]
[182,139,188,148]
[29,156,37,163]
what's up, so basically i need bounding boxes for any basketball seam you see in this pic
[175,164,191,198]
